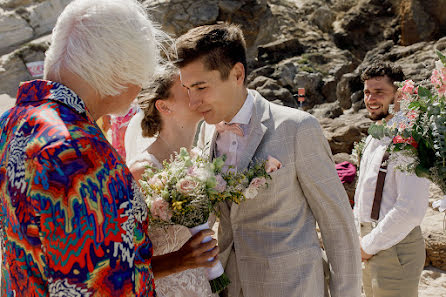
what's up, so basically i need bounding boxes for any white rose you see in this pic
[243,186,258,199]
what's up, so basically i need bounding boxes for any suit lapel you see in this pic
[237,90,270,171]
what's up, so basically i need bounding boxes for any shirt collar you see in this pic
[16,79,87,116]
[229,91,254,125]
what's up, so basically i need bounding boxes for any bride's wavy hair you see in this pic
[138,63,179,137]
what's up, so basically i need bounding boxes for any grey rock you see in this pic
[311,101,343,119]
[23,0,71,36]
[0,10,33,55]
[333,0,396,59]
[218,0,243,13]
[321,77,337,103]
[336,73,362,110]
[145,0,219,36]
[0,35,49,96]
[320,109,372,154]
[398,0,438,46]
[0,0,34,10]
[257,38,306,65]
[251,76,296,108]
[310,6,335,33]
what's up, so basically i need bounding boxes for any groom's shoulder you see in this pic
[252,89,318,127]
[267,101,320,131]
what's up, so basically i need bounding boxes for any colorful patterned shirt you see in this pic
[0,80,156,296]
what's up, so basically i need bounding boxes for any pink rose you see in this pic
[214,175,227,193]
[401,80,415,94]
[249,177,267,189]
[148,176,164,189]
[176,177,198,195]
[151,197,173,221]
[265,155,282,174]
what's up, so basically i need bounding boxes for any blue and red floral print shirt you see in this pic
[0,80,156,296]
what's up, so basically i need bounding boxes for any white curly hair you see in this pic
[44,0,167,97]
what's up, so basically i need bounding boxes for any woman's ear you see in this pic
[155,100,172,115]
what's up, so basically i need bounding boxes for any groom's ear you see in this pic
[231,62,245,85]
[155,100,171,115]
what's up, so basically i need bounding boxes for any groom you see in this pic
[175,24,361,297]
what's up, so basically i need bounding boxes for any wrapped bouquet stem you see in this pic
[140,147,272,293]
[189,222,229,292]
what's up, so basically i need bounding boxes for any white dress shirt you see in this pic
[215,92,254,171]
[354,134,430,255]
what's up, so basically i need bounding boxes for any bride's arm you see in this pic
[151,229,219,279]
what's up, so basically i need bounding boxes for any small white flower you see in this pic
[243,186,259,199]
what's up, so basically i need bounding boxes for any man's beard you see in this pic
[369,110,389,121]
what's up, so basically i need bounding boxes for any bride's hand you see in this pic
[151,229,219,279]
[176,229,219,270]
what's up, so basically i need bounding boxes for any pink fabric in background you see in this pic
[111,106,139,160]
[336,161,356,184]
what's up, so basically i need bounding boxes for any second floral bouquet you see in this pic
[139,147,275,293]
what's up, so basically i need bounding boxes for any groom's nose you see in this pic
[188,91,201,111]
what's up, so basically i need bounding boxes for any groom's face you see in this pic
[180,59,243,124]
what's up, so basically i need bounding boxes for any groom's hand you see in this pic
[177,229,219,270]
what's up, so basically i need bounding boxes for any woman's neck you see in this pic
[147,120,199,163]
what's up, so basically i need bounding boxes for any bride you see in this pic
[125,63,218,297]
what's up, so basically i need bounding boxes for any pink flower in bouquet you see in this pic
[393,135,418,149]
[400,80,418,101]
[148,176,164,189]
[176,177,198,195]
[432,69,446,96]
[249,177,267,189]
[432,69,441,87]
[187,165,198,175]
[214,175,227,193]
[265,155,282,173]
[401,80,415,94]
[151,197,173,221]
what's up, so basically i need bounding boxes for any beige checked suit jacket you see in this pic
[197,90,361,297]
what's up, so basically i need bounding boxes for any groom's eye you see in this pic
[197,87,207,90]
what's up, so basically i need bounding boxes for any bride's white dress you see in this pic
[126,113,217,297]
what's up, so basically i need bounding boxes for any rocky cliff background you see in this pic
[1,0,446,295]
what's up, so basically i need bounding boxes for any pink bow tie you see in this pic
[215,122,244,137]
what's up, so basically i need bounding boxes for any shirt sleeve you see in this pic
[361,161,430,255]
[30,141,155,296]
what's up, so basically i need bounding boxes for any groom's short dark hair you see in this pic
[174,23,247,82]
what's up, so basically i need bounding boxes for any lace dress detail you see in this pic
[127,150,217,297]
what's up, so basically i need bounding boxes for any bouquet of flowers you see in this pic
[367,51,446,210]
[139,147,276,293]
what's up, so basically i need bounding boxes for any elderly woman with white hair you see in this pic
[0,0,218,296]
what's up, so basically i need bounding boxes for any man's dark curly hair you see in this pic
[361,62,405,88]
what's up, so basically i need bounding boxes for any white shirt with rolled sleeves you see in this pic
[354,134,430,256]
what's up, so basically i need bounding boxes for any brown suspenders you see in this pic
[370,151,390,220]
